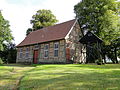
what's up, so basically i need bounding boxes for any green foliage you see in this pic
[74,0,120,45]
[7,43,17,63]
[0,58,3,64]
[26,28,33,36]
[0,43,16,63]
[0,11,13,51]
[31,9,58,31]
[74,0,120,63]
[103,38,120,63]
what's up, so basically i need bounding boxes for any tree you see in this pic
[31,9,58,31]
[74,0,120,63]
[0,43,16,63]
[26,28,33,36]
[0,11,13,51]
[74,0,120,45]
[6,43,17,63]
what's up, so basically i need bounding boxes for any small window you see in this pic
[44,44,49,57]
[54,42,59,57]
[19,48,23,58]
[25,48,29,58]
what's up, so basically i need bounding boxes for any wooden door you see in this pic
[66,48,70,60]
[33,50,38,64]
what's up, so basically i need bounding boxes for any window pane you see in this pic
[25,48,29,58]
[26,48,29,52]
[19,48,22,58]
[54,43,58,49]
[45,44,49,50]
[20,48,22,52]
[54,43,59,57]
[44,51,48,57]
[20,53,22,58]
[44,44,49,57]
[54,50,58,57]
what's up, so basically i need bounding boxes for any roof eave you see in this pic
[16,38,65,48]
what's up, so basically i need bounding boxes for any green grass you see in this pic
[0,64,34,90]
[19,64,120,90]
[0,64,120,90]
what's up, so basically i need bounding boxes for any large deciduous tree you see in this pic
[31,9,58,30]
[26,9,58,35]
[0,11,15,63]
[0,11,13,51]
[74,0,120,63]
[74,0,120,45]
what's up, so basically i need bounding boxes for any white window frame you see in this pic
[19,48,23,59]
[54,42,59,57]
[25,48,29,58]
[44,44,49,58]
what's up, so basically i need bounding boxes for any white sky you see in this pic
[0,0,80,45]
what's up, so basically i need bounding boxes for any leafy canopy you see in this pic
[0,11,13,50]
[74,0,120,45]
[31,9,58,31]
[26,28,33,36]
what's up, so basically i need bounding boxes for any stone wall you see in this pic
[65,21,86,63]
[16,40,67,64]
[16,45,34,64]
[39,40,66,63]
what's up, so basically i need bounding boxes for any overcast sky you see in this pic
[0,0,80,45]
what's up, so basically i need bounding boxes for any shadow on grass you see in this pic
[19,67,120,90]
[2,64,37,67]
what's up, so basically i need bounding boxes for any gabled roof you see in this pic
[79,31,103,44]
[17,19,76,47]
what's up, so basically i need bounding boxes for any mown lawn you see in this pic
[0,64,120,90]
[0,64,34,90]
[20,64,120,90]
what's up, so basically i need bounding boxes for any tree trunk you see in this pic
[103,54,106,64]
[114,47,118,64]
[111,59,115,64]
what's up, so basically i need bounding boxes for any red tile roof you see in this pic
[17,19,76,47]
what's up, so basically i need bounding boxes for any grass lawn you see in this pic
[0,64,34,90]
[0,64,120,90]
